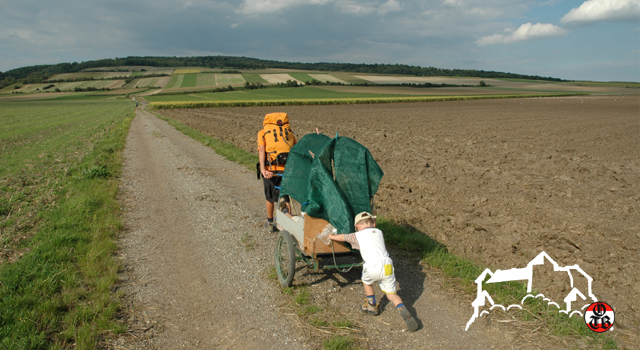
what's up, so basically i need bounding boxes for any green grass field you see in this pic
[180,73,197,88]
[0,99,134,349]
[288,73,315,83]
[215,74,245,85]
[242,73,268,84]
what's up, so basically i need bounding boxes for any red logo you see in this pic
[584,302,614,333]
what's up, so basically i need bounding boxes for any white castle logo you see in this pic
[466,251,598,330]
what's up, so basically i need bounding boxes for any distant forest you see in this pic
[0,56,563,88]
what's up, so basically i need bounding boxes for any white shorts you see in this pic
[362,260,396,294]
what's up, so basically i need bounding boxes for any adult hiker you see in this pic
[257,112,297,233]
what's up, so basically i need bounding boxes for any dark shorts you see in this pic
[263,174,289,203]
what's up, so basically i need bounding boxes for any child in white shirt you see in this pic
[329,212,419,332]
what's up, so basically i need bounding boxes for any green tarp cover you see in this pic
[280,133,384,233]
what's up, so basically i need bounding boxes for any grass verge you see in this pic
[154,108,616,349]
[149,93,585,109]
[0,100,134,349]
[152,113,259,169]
[272,282,361,350]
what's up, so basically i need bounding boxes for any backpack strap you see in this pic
[272,128,278,142]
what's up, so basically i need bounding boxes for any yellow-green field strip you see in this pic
[150,93,586,109]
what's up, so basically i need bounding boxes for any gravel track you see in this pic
[118,107,305,349]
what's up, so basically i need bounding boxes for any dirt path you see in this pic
[117,106,568,349]
[118,107,306,349]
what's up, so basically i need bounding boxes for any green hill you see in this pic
[0,56,563,89]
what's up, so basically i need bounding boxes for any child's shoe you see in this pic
[397,306,419,332]
[361,299,379,316]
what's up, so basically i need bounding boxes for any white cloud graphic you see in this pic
[561,0,640,25]
[476,22,566,45]
[465,252,598,331]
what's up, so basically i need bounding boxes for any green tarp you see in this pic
[280,133,384,233]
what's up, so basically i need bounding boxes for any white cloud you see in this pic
[443,0,464,7]
[238,0,332,15]
[378,0,402,14]
[334,1,377,15]
[237,0,403,16]
[561,0,640,25]
[476,22,566,45]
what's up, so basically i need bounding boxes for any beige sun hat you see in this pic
[354,212,377,225]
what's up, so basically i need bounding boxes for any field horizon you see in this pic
[1,56,638,104]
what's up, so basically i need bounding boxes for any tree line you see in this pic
[0,56,563,89]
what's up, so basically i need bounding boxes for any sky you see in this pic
[0,0,638,81]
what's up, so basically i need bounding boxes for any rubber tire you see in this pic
[275,230,296,287]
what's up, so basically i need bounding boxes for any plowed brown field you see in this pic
[155,95,639,342]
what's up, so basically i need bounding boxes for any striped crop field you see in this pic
[108,80,126,89]
[103,71,132,79]
[309,74,349,84]
[123,79,139,88]
[196,73,217,87]
[241,73,268,83]
[214,74,245,85]
[48,72,105,81]
[57,81,86,91]
[288,73,314,83]
[135,77,157,88]
[181,74,197,88]
[173,68,201,74]
[260,74,304,84]
[78,80,117,89]
[155,76,171,88]
[146,69,174,75]
[330,72,371,84]
[135,77,170,88]
[165,74,184,89]
[10,84,46,93]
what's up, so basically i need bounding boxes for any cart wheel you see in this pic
[275,230,296,287]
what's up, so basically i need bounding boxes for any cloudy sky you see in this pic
[1,0,638,81]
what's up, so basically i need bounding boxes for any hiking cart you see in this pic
[274,204,363,287]
[271,133,384,287]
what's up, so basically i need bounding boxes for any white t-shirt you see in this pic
[344,228,393,274]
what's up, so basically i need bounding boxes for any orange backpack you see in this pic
[262,113,295,169]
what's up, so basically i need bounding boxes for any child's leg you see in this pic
[386,292,418,332]
[361,283,379,315]
[385,293,403,307]
[363,284,375,298]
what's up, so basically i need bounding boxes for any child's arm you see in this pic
[328,233,345,242]
[329,233,359,249]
